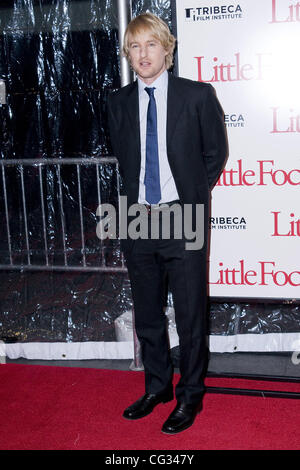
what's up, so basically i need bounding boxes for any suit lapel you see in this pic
[124,81,140,136]
[124,74,184,153]
[122,75,185,182]
[124,81,141,170]
[167,74,186,149]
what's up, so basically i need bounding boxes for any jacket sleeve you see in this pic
[199,84,228,189]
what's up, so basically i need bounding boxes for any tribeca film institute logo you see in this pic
[210,215,247,230]
[185,4,243,22]
[96,197,204,250]
[225,113,245,128]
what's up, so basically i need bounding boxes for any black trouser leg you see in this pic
[124,206,208,404]
[164,246,208,405]
[125,239,173,395]
[125,238,208,403]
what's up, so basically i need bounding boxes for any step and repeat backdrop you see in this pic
[173,0,300,300]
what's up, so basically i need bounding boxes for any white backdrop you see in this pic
[174,0,300,299]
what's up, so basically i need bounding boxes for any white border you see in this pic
[209,332,300,353]
[3,333,299,360]
[5,341,134,360]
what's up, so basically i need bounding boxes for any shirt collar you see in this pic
[137,69,168,97]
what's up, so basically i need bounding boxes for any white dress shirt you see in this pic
[137,70,179,204]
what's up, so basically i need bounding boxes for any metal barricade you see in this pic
[0,157,142,369]
[0,157,126,272]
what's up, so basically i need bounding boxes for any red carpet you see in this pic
[0,363,299,450]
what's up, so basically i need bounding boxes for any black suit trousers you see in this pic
[124,208,209,405]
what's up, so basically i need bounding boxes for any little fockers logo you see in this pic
[185,4,242,22]
[271,107,300,134]
[210,260,300,287]
[270,0,300,23]
[271,211,300,237]
[210,216,246,230]
[215,159,300,187]
[195,53,271,83]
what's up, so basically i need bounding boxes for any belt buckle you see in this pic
[145,203,160,214]
[147,204,160,214]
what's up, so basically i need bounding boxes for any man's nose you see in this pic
[140,46,147,57]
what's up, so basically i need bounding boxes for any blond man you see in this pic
[107,13,227,434]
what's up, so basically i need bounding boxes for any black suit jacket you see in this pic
[107,73,227,204]
[107,73,228,250]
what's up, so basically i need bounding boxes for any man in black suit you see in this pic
[107,12,227,434]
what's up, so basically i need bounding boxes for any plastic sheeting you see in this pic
[0,0,130,344]
[0,0,120,159]
[0,0,299,351]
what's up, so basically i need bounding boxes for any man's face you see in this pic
[127,29,168,85]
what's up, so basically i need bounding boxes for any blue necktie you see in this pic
[144,87,161,204]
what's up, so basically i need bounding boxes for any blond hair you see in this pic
[123,13,176,70]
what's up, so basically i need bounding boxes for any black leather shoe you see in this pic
[161,401,202,434]
[123,390,173,420]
